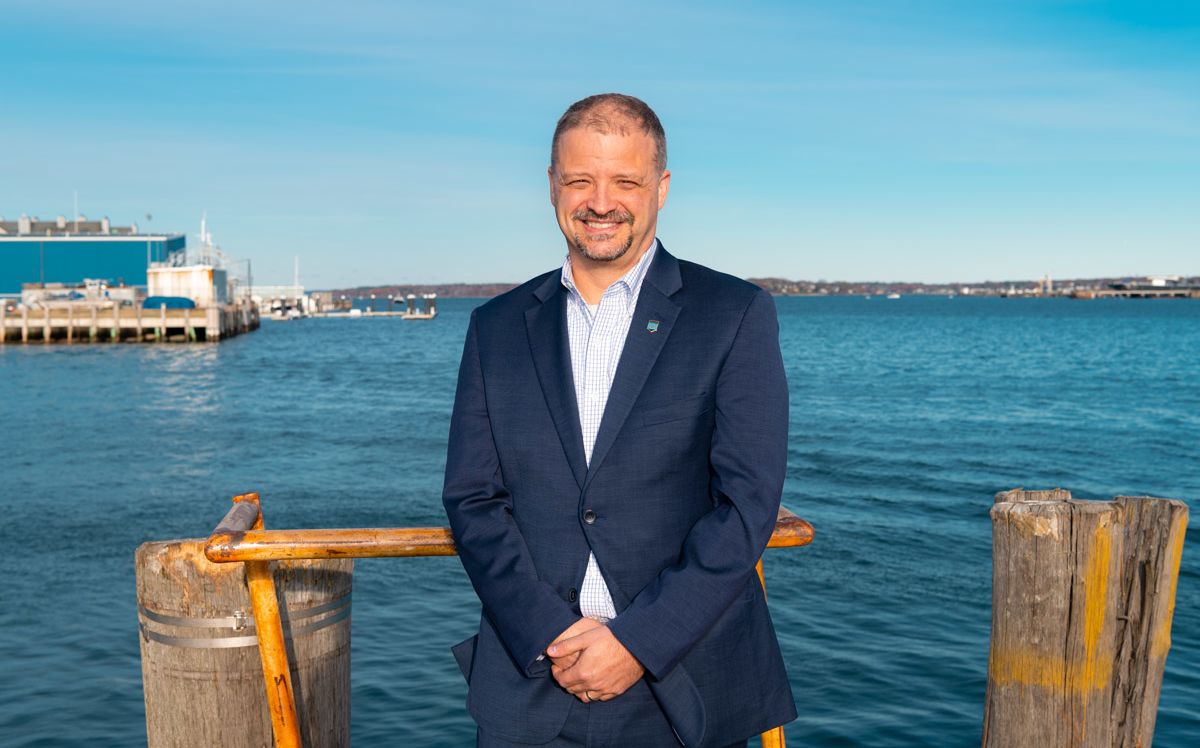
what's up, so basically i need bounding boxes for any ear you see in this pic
[656,169,671,210]
[548,166,557,207]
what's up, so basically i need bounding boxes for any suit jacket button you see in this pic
[567,588,578,603]
[583,509,597,524]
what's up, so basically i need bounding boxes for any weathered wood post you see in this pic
[89,304,98,341]
[136,540,352,746]
[983,489,1188,748]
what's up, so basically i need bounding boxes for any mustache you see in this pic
[572,209,633,223]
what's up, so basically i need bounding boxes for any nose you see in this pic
[587,183,617,217]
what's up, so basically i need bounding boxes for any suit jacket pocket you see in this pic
[451,634,478,682]
[641,393,709,427]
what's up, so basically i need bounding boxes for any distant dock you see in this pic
[311,309,436,320]
[1071,287,1200,299]
[0,301,259,344]
[310,293,438,320]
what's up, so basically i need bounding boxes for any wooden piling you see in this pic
[66,304,74,342]
[21,305,29,343]
[89,305,98,341]
[207,306,221,342]
[983,489,1188,748]
[111,303,120,342]
[136,540,352,747]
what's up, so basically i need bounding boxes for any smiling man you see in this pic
[444,93,795,747]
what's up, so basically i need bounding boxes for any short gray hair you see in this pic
[551,93,667,174]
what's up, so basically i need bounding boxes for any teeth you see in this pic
[587,222,616,229]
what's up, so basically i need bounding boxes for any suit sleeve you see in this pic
[442,310,580,677]
[606,288,788,680]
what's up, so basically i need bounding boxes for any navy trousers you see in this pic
[475,679,749,748]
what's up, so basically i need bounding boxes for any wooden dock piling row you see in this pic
[983,489,1188,748]
[135,485,1187,747]
[0,302,259,343]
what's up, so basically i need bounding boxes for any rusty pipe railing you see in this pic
[205,492,814,748]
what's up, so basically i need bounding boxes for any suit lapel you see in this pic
[525,275,588,489]
[584,247,683,489]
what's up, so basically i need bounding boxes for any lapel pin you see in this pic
[646,320,660,333]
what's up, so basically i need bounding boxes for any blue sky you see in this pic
[2,1,1197,286]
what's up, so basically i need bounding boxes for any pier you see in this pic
[0,301,259,343]
[1071,287,1200,299]
[311,293,438,320]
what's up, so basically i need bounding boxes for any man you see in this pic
[444,93,794,747]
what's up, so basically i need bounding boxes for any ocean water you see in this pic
[0,295,1196,747]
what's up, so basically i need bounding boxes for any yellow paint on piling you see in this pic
[1081,519,1112,689]
[990,646,1063,690]
[1151,512,1187,660]
[988,645,1114,694]
[989,516,1116,695]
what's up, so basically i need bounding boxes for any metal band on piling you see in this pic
[138,594,352,649]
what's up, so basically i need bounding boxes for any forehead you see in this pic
[555,126,657,173]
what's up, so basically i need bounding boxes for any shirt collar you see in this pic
[560,238,658,312]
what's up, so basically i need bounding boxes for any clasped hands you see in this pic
[546,617,645,703]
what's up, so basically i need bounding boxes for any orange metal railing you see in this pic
[205,492,814,748]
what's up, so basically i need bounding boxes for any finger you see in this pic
[556,670,588,690]
[550,617,598,646]
[546,629,599,658]
[549,652,580,670]
[546,638,584,657]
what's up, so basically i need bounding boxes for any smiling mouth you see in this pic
[574,210,632,234]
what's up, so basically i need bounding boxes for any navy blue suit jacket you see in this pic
[443,245,796,747]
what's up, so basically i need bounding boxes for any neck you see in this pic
[569,237,654,305]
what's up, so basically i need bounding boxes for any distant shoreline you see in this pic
[318,275,1200,299]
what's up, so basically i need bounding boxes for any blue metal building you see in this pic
[0,215,186,294]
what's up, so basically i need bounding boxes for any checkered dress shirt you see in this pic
[560,239,658,621]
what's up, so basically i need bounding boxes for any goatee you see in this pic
[571,232,635,262]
